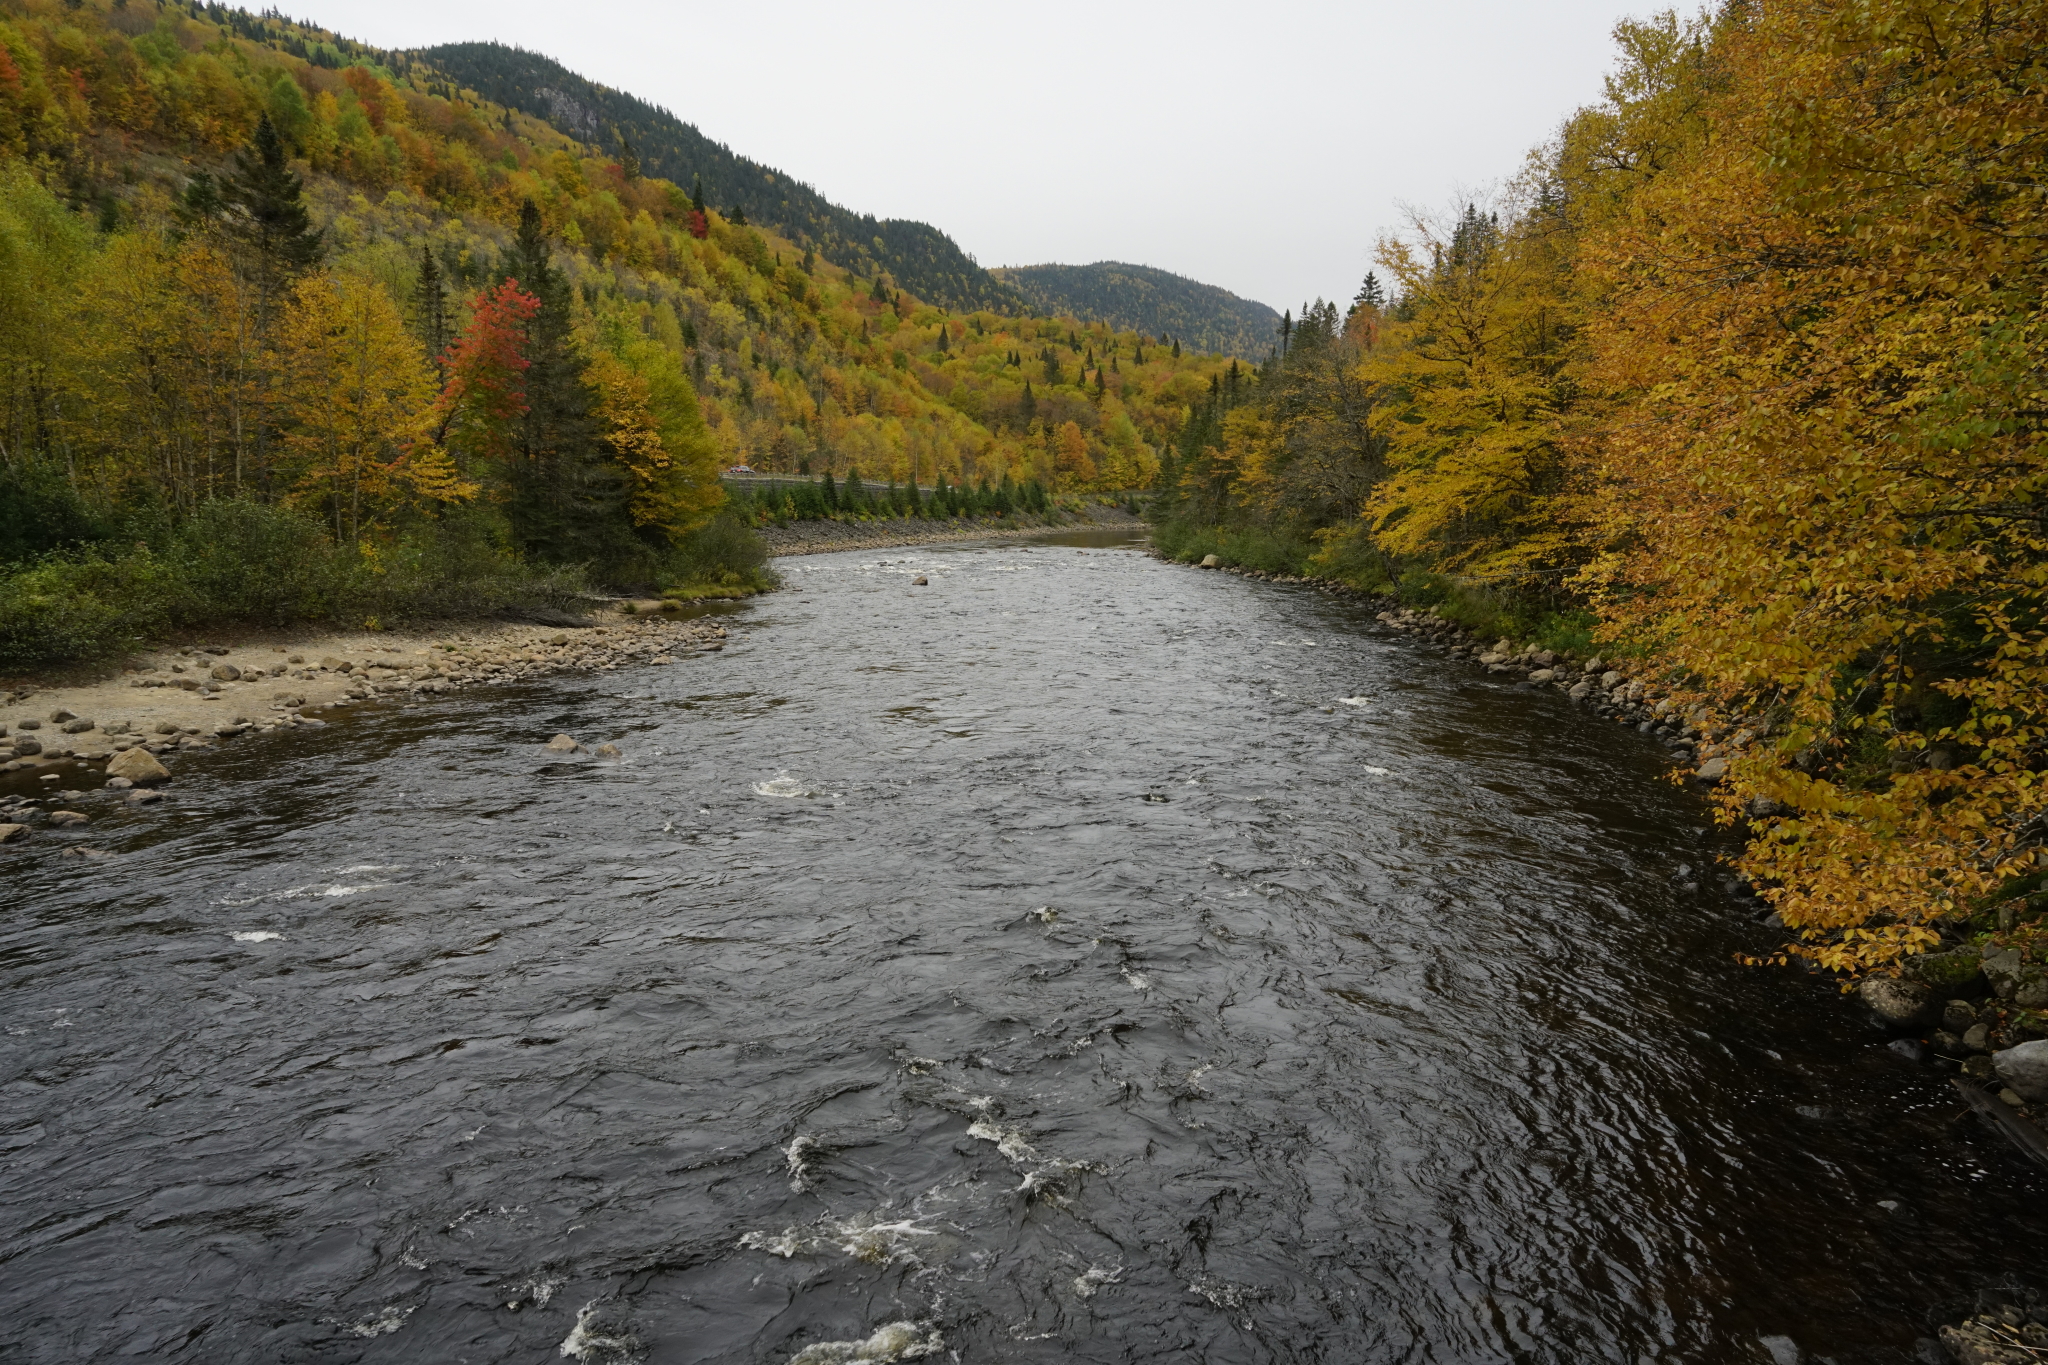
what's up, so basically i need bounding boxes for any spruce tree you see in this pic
[414,245,448,376]
[1020,380,1037,426]
[220,114,325,277]
[1171,339,1180,359]
[690,175,706,215]
[500,199,619,564]
[822,470,839,511]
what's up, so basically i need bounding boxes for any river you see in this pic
[3,531,2043,1363]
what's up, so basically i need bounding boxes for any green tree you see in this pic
[499,198,621,563]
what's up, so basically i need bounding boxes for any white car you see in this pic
[726,464,756,475]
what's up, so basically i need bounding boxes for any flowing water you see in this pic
[4,531,2045,1364]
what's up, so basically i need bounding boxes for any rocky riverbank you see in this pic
[0,607,732,846]
[758,505,1142,557]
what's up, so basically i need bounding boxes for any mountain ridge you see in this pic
[993,261,1282,361]
[412,41,1024,316]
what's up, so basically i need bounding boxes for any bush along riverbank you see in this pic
[0,607,733,848]
[1173,554,2048,1179]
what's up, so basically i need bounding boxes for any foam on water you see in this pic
[559,1300,641,1363]
[1072,1264,1123,1299]
[966,1119,1038,1164]
[229,931,283,943]
[344,1305,413,1338]
[739,1212,937,1265]
[1337,696,1372,707]
[784,1133,825,1190]
[753,772,815,798]
[784,1321,943,1364]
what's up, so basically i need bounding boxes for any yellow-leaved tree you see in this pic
[274,271,469,542]
[1363,198,1584,583]
[587,336,724,541]
[1577,0,2048,972]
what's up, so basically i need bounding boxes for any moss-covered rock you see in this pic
[1903,947,1988,995]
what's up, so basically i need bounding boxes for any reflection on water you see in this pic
[2,531,2041,1363]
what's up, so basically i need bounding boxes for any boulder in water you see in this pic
[0,823,23,843]
[1199,554,1220,568]
[105,747,171,784]
[544,734,585,754]
[1857,975,1935,1027]
[1993,1039,2048,1104]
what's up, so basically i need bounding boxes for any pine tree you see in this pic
[690,175,705,215]
[801,249,814,275]
[1171,339,1180,360]
[870,275,889,303]
[822,470,838,511]
[615,127,640,181]
[1020,380,1037,426]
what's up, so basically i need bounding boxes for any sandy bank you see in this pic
[0,608,731,832]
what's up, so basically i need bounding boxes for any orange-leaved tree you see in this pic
[434,278,539,487]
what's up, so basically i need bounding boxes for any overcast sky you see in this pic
[323,0,1646,312]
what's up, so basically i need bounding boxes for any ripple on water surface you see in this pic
[1,530,2043,1363]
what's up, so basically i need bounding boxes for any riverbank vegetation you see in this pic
[1152,0,2048,976]
[0,0,1225,667]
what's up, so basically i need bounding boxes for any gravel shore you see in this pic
[0,608,730,831]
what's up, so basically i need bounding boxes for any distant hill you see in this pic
[414,42,1023,316]
[992,263,1282,360]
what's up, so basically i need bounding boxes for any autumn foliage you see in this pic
[1158,0,2048,975]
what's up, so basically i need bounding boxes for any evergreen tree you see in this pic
[219,114,325,278]
[1095,368,1106,396]
[414,245,448,376]
[822,470,838,511]
[1171,339,1181,359]
[870,275,889,303]
[1350,271,1386,314]
[499,199,620,563]
[1020,380,1037,426]
[726,204,748,226]
[801,248,814,275]
[615,127,640,181]
[689,175,705,215]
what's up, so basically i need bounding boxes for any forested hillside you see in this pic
[0,0,1231,665]
[996,262,1281,360]
[1153,0,2048,980]
[414,42,1022,316]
